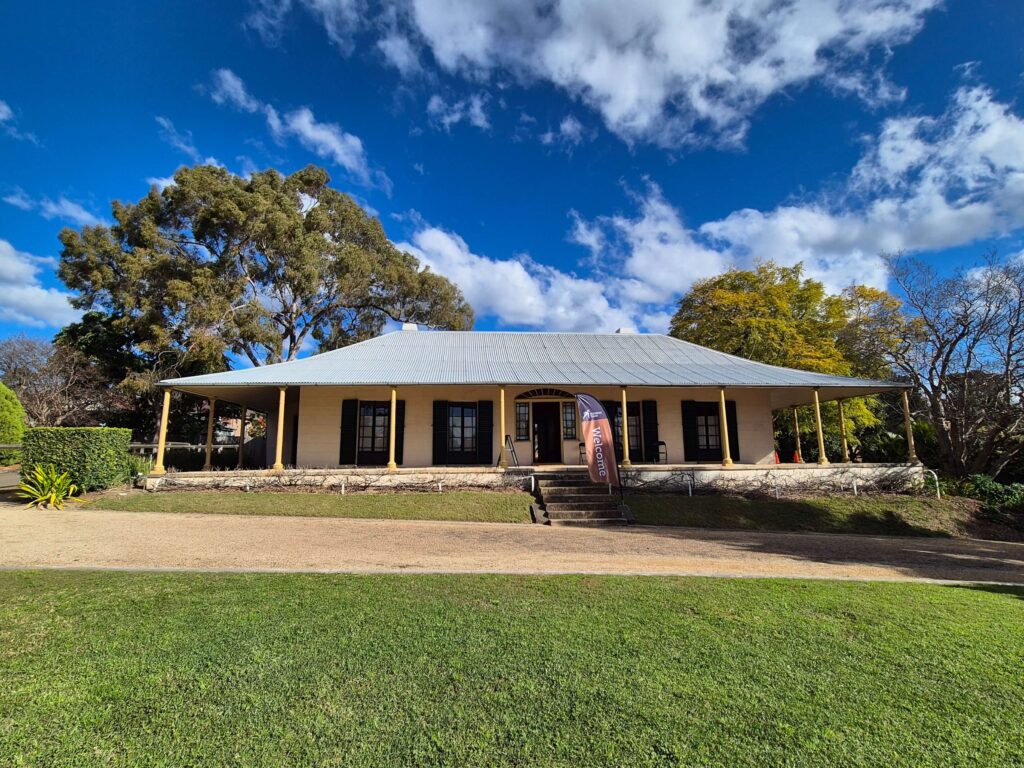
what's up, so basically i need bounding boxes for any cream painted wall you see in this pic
[293,384,779,468]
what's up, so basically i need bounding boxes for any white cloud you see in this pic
[571,183,727,304]
[146,175,177,191]
[155,116,220,166]
[284,107,385,189]
[540,115,585,147]
[263,0,937,148]
[3,191,105,227]
[409,0,939,147]
[700,85,1024,290]
[206,68,390,191]
[156,116,201,161]
[426,93,489,131]
[0,239,80,327]
[378,31,420,75]
[0,98,40,144]
[39,198,105,228]
[210,68,263,112]
[2,189,34,211]
[398,225,632,331]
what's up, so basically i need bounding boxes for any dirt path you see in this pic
[3,504,1024,583]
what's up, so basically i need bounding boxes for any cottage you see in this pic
[151,326,916,477]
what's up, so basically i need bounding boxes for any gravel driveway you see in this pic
[3,503,1023,584]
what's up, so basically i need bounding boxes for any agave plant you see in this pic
[17,465,88,510]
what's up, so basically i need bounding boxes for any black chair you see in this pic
[578,442,586,464]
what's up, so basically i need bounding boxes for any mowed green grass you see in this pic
[93,490,534,523]
[2,572,1022,767]
[627,493,988,538]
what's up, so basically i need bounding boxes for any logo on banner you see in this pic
[576,393,620,487]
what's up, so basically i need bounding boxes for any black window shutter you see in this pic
[681,401,698,462]
[339,399,358,465]
[725,400,741,462]
[477,400,494,465]
[432,400,448,466]
[641,400,658,463]
[395,400,406,465]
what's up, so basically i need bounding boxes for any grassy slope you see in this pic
[92,490,534,523]
[1,572,1022,767]
[626,493,997,538]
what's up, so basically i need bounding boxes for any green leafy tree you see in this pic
[669,263,901,459]
[59,164,473,369]
[0,381,26,465]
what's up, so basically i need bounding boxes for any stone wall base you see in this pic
[143,463,924,496]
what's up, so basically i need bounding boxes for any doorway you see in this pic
[532,402,562,463]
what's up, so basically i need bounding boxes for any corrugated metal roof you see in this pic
[161,330,906,391]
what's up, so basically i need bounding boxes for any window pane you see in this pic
[448,403,478,455]
[562,402,577,440]
[515,403,530,441]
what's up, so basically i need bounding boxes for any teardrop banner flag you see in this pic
[576,393,620,487]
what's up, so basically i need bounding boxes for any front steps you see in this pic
[531,471,632,526]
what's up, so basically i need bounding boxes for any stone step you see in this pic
[544,495,614,507]
[537,478,605,488]
[548,518,629,527]
[540,485,614,496]
[546,507,628,520]
[544,501,623,513]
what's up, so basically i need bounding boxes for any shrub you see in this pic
[960,475,1024,530]
[21,427,132,491]
[17,465,87,510]
[124,453,154,481]
[0,381,26,465]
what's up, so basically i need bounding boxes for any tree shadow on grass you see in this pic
[951,583,1024,601]
[618,495,1024,583]
[627,494,946,538]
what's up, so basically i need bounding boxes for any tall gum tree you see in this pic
[59,164,474,373]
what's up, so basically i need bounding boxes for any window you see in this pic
[515,402,530,441]
[696,413,721,451]
[562,402,577,440]
[448,403,477,454]
[614,409,642,452]
[358,402,389,453]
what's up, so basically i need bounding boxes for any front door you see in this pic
[532,402,562,463]
[356,401,390,466]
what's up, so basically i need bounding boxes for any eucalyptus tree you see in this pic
[59,164,473,376]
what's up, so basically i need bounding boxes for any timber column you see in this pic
[202,397,217,471]
[151,389,172,476]
[837,399,850,463]
[498,385,508,469]
[812,388,829,465]
[792,408,803,463]
[272,386,286,472]
[236,408,247,469]
[620,386,631,467]
[387,386,398,471]
[901,390,919,464]
[718,387,733,467]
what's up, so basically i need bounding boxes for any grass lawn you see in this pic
[625,492,1015,539]
[1,572,1022,767]
[91,489,534,523]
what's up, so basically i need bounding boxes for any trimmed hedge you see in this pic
[0,382,26,465]
[21,427,132,491]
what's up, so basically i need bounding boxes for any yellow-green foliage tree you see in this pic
[669,263,901,459]
[0,381,26,465]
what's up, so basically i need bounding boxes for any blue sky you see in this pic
[2,1,1024,343]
